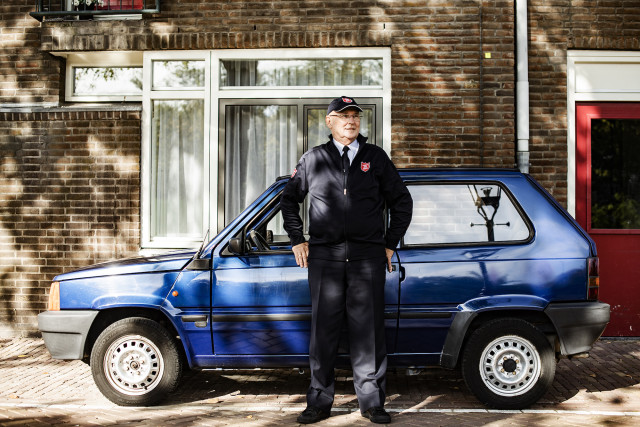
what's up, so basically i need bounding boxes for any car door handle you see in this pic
[391,265,406,282]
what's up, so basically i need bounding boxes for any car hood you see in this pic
[54,251,196,281]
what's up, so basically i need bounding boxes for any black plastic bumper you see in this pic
[544,301,610,356]
[38,310,99,360]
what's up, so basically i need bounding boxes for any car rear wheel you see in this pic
[90,317,182,406]
[461,318,555,409]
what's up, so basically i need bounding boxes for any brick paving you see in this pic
[0,338,639,426]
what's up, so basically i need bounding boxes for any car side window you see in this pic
[404,183,531,246]
[260,209,292,249]
[233,205,294,254]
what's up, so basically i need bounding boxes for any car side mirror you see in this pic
[228,238,244,255]
[266,230,273,244]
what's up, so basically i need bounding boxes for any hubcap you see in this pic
[479,335,541,397]
[103,335,164,396]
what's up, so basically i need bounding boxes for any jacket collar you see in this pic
[324,133,368,157]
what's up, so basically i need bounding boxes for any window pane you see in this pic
[73,67,142,96]
[151,100,205,240]
[220,59,383,87]
[405,184,530,245]
[591,119,640,229]
[225,105,298,224]
[152,60,205,88]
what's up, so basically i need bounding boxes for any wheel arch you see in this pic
[83,307,189,368]
[441,306,558,369]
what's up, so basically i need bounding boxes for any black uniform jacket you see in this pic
[281,134,413,261]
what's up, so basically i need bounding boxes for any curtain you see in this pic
[151,100,204,239]
[225,105,297,223]
[220,59,382,87]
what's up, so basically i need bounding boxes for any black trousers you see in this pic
[306,256,387,413]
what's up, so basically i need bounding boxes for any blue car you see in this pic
[38,169,610,409]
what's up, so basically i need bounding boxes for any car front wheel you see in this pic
[461,318,555,409]
[90,317,183,406]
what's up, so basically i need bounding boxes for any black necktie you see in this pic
[342,146,350,173]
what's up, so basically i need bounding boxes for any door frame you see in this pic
[575,102,640,234]
[567,51,640,218]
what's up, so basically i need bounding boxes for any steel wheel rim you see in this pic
[103,334,164,396]
[479,335,541,397]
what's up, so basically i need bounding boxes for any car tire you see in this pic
[90,317,183,406]
[461,318,555,409]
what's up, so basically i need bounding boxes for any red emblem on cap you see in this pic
[342,97,353,103]
[361,162,370,172]
[291,168,297,178]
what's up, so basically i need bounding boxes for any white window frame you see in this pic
[567,51,640,216]
[139,48,390,250]
[141,51,211,249]
[59,51,143,102]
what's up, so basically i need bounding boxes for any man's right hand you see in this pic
[292,242,309,268]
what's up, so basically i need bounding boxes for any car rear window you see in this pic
[403,183,531,246]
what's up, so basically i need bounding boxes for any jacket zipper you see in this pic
[343,154,349,262]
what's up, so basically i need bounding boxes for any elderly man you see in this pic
[281,96,413,424]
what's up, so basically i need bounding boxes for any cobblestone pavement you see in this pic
[0,338,639,426]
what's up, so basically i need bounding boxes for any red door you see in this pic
[576,103,640,336]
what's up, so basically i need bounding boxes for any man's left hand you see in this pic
[385,248,394,272]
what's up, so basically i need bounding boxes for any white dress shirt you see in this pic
[333,138,359,165]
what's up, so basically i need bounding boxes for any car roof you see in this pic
[277,168,524,182]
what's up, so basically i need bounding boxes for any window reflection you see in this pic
[404,184,530,245]
[152,61,205,89]
[73,67,142,96]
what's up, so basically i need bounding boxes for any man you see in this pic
[281,96,413,424]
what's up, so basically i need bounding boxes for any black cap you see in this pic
[326,96,363,115]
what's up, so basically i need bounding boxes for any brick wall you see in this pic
[0,1,61,104]
[1,1,518,335]
[1,0,638,335]
[0,108,141,336]
[4,0,517,169]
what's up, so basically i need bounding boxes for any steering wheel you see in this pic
[248,229,270,251]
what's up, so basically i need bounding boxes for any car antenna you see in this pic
[194,229,210,259]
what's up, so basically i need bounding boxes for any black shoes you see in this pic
[297,406,331,424]
[296,405,390,424]
[362,407,391,424]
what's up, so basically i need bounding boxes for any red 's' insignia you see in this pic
[361,162,370,172]
[342,97,353,103]
[291,168,297,178]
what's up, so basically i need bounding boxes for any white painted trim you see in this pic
[142,51,211,249]
[56,51,143,102]
[141,48,390,250]
[566,50,640,217]
[213,47,391,154]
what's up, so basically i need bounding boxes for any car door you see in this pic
[212,202,311,358]
[211,195,400,362]
[394,181,532,361]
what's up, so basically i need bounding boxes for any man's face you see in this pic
[325,107,361,145]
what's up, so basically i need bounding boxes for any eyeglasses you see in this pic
[328,113,361,122]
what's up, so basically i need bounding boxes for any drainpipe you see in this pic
[516,0,530,173]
